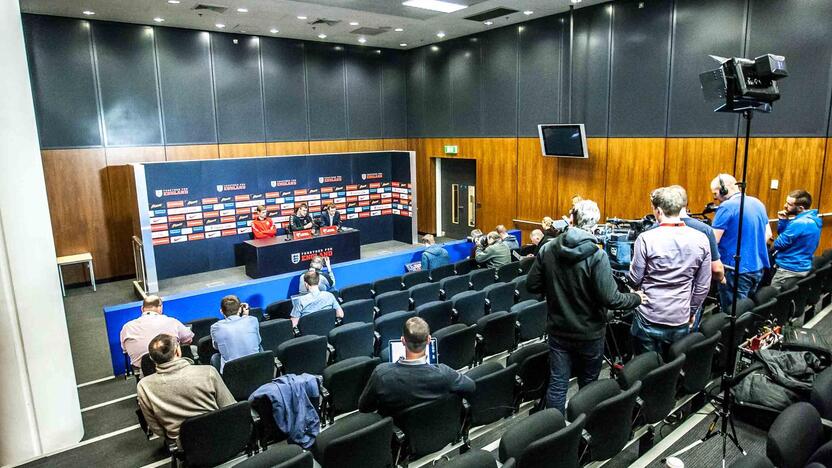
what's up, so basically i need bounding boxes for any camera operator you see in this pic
[298,255,335,294]
[629,187,711,355]
[709,174,771,311]
[770,189,821,289]
[495,224,520,250]
[209,295,261,372]
[474,231,511,269]
[527,199,644,412]
[467,229,484,259]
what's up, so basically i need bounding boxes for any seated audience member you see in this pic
[629,187,711,355]
[299,255,335,293]
[317,203,342,228]
[475,231,511,268]
[541,217,560,243]
[496,224,520,250]
[421,234,450,271]
[520,229,545,257]
[210,295,261,372]
[358,317,475,416]
[290,203,314,232]
[291,270,344,327]
[468,229,484,259]
[771,189,822,289]
[251,205,276,239]
[121,295,194,373]
[137,334,235,443]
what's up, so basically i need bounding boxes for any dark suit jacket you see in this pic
[318,211,341,228]
[290,214,313,231]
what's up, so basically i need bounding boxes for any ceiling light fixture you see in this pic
[82,10,95,15]
[570,0,581,3]
[358,37,367,43]
[436,31,446,38]
[318,33,327,39]
[394,28,404,32]
[297,15,307,20]
[349,21,359,26]
[431,45,439,51]
[167,0,180,3]
[523,10,534,15]
[400,43,408,47]
[237,7,248,13]
[153,17,165,22]
[215,23,225,28]
[402,0,467,14]
[270,28,279,33]
[483,21,492,25]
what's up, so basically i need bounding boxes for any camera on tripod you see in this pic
[593,215,656,272]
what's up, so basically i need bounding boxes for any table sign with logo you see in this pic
[292,229,314,240]
[320,226,339,235]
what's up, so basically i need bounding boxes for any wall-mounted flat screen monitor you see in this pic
[538,124,588,158]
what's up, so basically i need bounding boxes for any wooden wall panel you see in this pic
[41,148,114,283]
[604,138,666,219]
[383,138,410,150]
[411,138,439,233]
[815,138,832,252]
[308,140,350,154]
[266,141,309,156]
[348,139,385,152]
[219,142,268,158]
[165,144,219,161]
[664,138,736,214]
[558,138,609,216]
[516,138,558,223]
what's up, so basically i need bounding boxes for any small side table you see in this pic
[57,253,96,296]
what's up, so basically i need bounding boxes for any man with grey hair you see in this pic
[527,199,644,412]
[628,187,711,355]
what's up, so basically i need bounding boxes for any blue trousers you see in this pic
[630,313,690,357]
[719,269,763,313]
[546,335,605,413]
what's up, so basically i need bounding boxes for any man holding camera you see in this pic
[629,187,711,355]
[299,255,335,294]
[527,199,644,413]
[210,295,262,372]
[475,231,511,269]
[770,189,821,289]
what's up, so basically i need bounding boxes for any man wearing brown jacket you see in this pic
[137,334,235,442]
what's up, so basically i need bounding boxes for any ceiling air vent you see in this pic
[464,7,519,22]
[350,27,390,36]
[192,4,229,14]
[310,18,341,26]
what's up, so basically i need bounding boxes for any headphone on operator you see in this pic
[717,175,729,197]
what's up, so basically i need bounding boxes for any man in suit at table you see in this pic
[290,203,314,232]
[317,203,342,229]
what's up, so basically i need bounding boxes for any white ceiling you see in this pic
[19,0,607,50]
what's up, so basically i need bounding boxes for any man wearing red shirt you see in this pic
[251,205,276,239]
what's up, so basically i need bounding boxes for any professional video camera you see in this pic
[699,54,787,113]
[593,215,656,272]
[466,232,488,249]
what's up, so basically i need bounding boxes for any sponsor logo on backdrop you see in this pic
[271,179,297,187]
[319,176,342,184]
[362,173,383,180]
[155,187,189,197]
[150,203,163,209]
[217,183,246,192]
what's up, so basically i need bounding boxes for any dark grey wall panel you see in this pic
[406,49,426,138]
[156,28,217,145]
[745,0,832,136]
[93,22,162,146]
[518,15,564,137]
[481,26,518,136]
[382,51,407,138]
[261,38,308,141]
[449,37,483,137]
[569,4,612,137]
[608,0,672,137]
[212,34,264,144]
[346,47,383,139]
[667,0,745,137]
[423,44,452,137]
[23,15,101,148]
[306,43,347,140]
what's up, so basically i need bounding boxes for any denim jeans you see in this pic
[719,269,764,313]
[630,313,690,357]
[546,335,605,413]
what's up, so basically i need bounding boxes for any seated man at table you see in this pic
[291,270,344,327]
[121,295,194,374]
[317,203,342,229]
[299,255,336,293]
[290,203,314,232]
[251,205,276,239]
[210,295,261,372]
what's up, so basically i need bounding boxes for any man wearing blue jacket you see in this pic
[771,189,821,289]
[420,234,450,271]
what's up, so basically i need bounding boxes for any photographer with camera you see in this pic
[629,187,711,355]
[527,199,644,413]
[474,231,511,269]
[298,255,335,294]
[209,295,262,373]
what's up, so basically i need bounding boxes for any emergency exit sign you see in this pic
[444,145,458,154]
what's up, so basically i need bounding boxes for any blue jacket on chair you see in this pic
[773,209,821,273]
[249,373,320,448]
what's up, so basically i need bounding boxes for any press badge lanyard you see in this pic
[659,223,686,227]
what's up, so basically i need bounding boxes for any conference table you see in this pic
[241,228,361,278]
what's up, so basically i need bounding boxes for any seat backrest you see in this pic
[341,299,375,325]
[328,322,375,362]
[617,351,662,390]
[483,282,516,314]
[569,379,641,462]
[469,268,496,291]
[453,258,477,276]
[197,335,216,366]
[507,342,549,402]
[440,449,497,468]
[374,290,411,316]
[773,286,800,325]
[319,414,394,468]
[517,301,547,342]
[518,257,534,275]
[476,311,518,358]
[753,286,779,305]
[465,362,518,427]
[639,354,686,424]
[452,290,487,326]
[433,323,477,370]
[374,310,416,345]
[416,300,454,333]
[179,401,253,467]
[496,262,520,283]
[736,297,757,316]
[223,351,276,401]
[671,332,721,394]
[322,356,381,416]
[750,299,778,326]
[394,394,464,458]
[810,367,832,420]
[298,308,337,337]
[767,402,824,468]
[140,353,156,377]
[373,275,403,296]
[512,275,538,302]
[277,335,328,376]
[429,264,456,283]
[266,299,294,320]
[260,319,295,355]
[521,413,585,468]
[700,312,729,338]
[249,307,265,323]
[402,270,431,289]
[188,317,219,341]
[339,283,374,303]
[409,282,442,308]
[440,275,470,300]
[499,408,565,462]
[235,444,312,468]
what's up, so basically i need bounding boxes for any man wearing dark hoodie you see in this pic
[527,199,644,412]
[421,234,450,271]
[771,189,821,289]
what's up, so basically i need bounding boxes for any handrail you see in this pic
[131,236,148,299]
[514,213,832,227]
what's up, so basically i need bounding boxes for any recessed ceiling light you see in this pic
[270,28,279,33]
[334,46,343,51]
[358,37,367,43]
[297,15,307,20]
[318,33,327,39]
[523,10,534,15]
[483,21,492,25]
[153,17,165,22]
[215,23,225,28]
[237,7,248,13]
[570,0,581,3]
[394,28,404,32]
[402,0,467,13]
[436,31,446,38]
[82,10,95,15]
[431,45,439,51]
[167,0,180,3]
[400,43,408,47]
[349,21,359,26]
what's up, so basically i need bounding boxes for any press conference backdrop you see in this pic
[134,151,416,285]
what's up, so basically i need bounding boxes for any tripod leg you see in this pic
[727,412,747,455]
